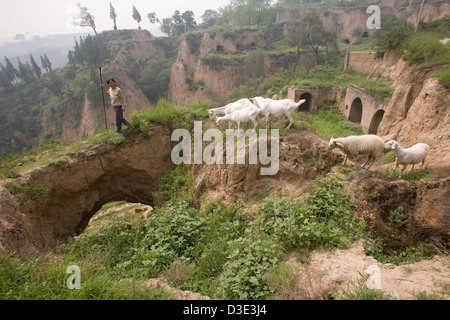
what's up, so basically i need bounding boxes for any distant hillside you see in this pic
[0,32,93,69]
[0,29,170,155]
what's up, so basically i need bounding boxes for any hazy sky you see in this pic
[0,0,233,39]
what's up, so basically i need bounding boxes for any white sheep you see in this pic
[215,104,261,132]
[327,134,386,169]
[387,140,430,176]
[208,98,254,128]
[251,96,306,130]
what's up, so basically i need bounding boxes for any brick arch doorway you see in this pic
[368,109,385,134]
[298,92,313,112]
[349,97,363,124]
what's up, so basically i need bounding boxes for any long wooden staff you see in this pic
[99,67,108,130]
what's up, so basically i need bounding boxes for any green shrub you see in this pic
[130,199,206,277]
[216,232,280,300]
[432,65,450,88]
[258,175,364,251]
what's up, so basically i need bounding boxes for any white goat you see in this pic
[328,134,386,169]
[215,104,261,132]
[208,98,254,128]
[251,97,306,129]
[387,140,430,176]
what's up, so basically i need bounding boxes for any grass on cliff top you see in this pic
[262,65,394,100]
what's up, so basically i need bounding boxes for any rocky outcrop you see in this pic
[276,0,450,41]
[193,129,343,204]
[347,170,450,248]
[0,125,175,255]
[168,29,258,106]
[378,72,450,169]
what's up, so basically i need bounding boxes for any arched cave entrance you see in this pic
[298,92,313,112]
[368,109,385,134]
[348,97,363,124]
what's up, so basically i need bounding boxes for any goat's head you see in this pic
[251,96,262,106]
[215,116,224,126]
[384,140,396,151]
[327,137,344,150]
[328,137,337,150]
[208,109,217,120]
[390,141,400,150]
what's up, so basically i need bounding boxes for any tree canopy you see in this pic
[72,3,97,35]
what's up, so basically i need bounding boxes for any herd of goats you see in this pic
[206,97,431,176]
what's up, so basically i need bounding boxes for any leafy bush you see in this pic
[258,175,365,251]
[129,199,206,277]
[216,232,280,300]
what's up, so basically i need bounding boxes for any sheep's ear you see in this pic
[330,136,334,141]
[336,142,344,148]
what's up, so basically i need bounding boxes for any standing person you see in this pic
[100,78,131,132]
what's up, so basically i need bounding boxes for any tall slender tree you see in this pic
[0,62,13,89]
[40,53,53,73]
[29,54,41,79]
[110,3,117,30]
[3,56,18,84]
[132,5,142,29]
[17,57,35,84]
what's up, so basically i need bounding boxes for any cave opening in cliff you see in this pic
[298,92,313,112]
[349,97,363,124]
[368,109,385,134]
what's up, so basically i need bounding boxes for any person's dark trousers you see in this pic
[113,105,130,132]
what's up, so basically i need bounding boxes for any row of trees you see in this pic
[68,35,110,68]
[72,2,257,38]
[0,54,53,89]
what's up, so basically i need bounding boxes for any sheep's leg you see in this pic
[342,154,348,166]
[390,161,399,177]
[410,164,415,171]
[266,114,271,129]
[365,156,374,169]
[361,156,369,167]
[401,164,407,174]
[251,117,258,132]
[420,158,426,170]
[285,112,294,130]
[352,155,362,169]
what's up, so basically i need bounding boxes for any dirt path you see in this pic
[287,242,449,300]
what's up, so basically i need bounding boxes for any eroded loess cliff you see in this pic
[0,125,175,255]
